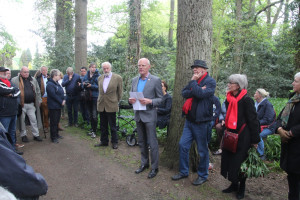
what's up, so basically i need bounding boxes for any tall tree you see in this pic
[19,49,32,68]
[168,0,175,47]
[75,0,87,73]
[161,0,213,169]
[125,0,141,92]
[0,26,17,67]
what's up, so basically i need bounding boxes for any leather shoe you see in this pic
[171,173,188,181]
[52,139,59,143]
[21,136,29,143]
[33,136,43,142]
[112,143,118,149]
[135,165,149,174]
[192,177,207,186]
[148,168,158,179]
[94,142,108,147]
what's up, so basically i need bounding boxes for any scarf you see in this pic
[0,78,11,87]
[225,89,247,130]
[280,93,300,127]
[182,72,207,115]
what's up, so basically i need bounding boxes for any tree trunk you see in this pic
[234,0,243,72]
[161,0,213,171]
[124,0,141,95]
[168,0,175,47]
[75,0,87,73]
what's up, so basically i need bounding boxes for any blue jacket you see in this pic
[212,95,221,122]
[257,99,276,125]
[62,73,81,96]
[81,70,100,98]
[0,79,20,117]
[0,124,48,198]
[182,73,216,123]
[46,79,65,110]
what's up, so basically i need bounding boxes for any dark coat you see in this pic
[81,70,100,98]
[62,73,81,96]
[276,93,300,174]
[221,94,260,183]
[0,79,20,116]
[182,73,216,123]
[257,99,276,125]
[46,79,64,110]
[0,125,48,198]
[157,93,172,129]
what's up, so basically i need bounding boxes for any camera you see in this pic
[83,80,90,88]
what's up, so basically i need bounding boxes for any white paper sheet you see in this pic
[129,92,146,110]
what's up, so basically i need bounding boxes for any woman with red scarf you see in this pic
[221,74,260,199]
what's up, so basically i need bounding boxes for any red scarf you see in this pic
[182,72,207,115]
[225,89,247,129]
[0,78,11,87]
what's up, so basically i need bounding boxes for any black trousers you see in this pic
[100,110,117,144]
[87,98,98,132]
[49,109,61,141]
[287,172,300,200]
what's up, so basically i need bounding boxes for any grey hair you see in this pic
[101,62,112,69]
[138,58,150,65]
[257,88,269,98]
[50,69,61,78]
[228,74,248,90]
[40,66,48,71]
[294,72,300,79]
[66,67,73,74]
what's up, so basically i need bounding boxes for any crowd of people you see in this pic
[0,58,299,200]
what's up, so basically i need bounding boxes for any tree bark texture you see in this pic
[125,0,141,93]
[75,0,87,73]
[161,0,213,170]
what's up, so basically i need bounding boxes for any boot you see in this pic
[236,178,246,199]
[222,182,238,193]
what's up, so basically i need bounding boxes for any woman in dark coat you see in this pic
[276,72,300,200]
[221,74,260,199]
[46,69,65,143]
[156,80,172,129]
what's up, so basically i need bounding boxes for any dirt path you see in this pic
[20,124,289,200]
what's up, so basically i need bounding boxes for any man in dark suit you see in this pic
[129,58,163,179]
[94,62,123,149]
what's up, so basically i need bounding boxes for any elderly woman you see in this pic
[46,69,65,143]
[254,88,276,160]
[156,80,172,129]
[221,74,260,199]
[276,72,300,200]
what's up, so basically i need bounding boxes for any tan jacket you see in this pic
[97,73,123,112]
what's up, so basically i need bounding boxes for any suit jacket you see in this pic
[97,73,123,112]
[130,73,163,123]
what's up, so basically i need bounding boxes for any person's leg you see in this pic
[178,120,194,176]
[145,121,159,170]
[49,110,56,141]
[7,116,17,147]
[73,96,79,125]
[26,103,40,137]
[91,98,98,131]
[107,112,118,144]
[66,96,73,125]
[100,111,109,144]
[136,120,149,167]
[287,172,300,200]
[193,121,210,180]
[257,128,273,156]
[41,97,49,129]
[0,117,15,147]
[20,105,28,137]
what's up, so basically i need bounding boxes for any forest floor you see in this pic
[20,119,289,200]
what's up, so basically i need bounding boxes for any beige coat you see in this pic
[97,73,123,112]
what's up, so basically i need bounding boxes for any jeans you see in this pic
[87,98,98,132]
[257,128,273,156]
[79,99,89,124]
[179,120,210,179]
[0,115,17,148]
[66,95,79,125]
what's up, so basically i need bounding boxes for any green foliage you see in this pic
[265,135,281,161]
[19,48,32,67]
[0,25,17,67]
[240,148,269,178]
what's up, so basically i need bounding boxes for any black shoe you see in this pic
[112,143,118,149]
[192,176,207,186]
[21,136,29,143]
[52,139,59,143]
[222,183,238,193]
[172,173,188,181]
[135,165,149,174]
[33,136,43,142]
[236,179,246,199]
[58,135,64,139]
[148,168,159,179]
[94,142,108,147]
[15,150,23,155]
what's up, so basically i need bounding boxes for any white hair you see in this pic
[0,186,17,200]
[228,74,248,90]
[294,72,300,79]
[66,67,73,74]
[101,62,112,69]
[257,88,270,98]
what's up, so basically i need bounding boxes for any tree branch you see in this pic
[253,0,284,22]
